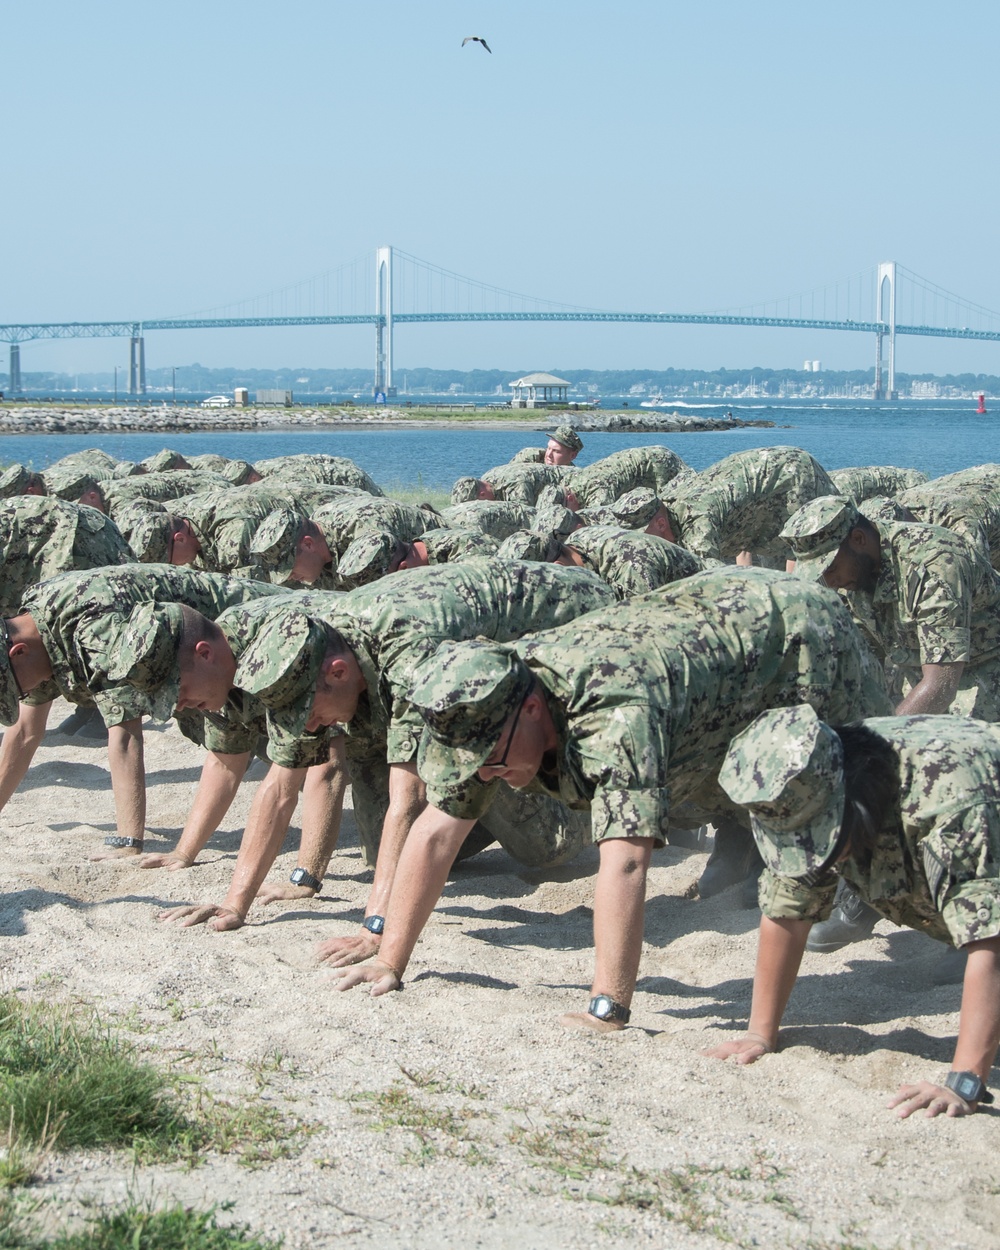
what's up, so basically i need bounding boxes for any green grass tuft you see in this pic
[0,1199,282,1249]
[0,996,306,1170]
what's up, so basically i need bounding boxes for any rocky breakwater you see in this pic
[583,411,775,434]
[0,404,384,434]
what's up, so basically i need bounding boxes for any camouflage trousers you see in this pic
[347,748,591,869]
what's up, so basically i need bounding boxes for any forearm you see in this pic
[296,744,349,880]
[107,719,145,843]
[590,837,653,1006]
[0,702,51,811]
[951,937,1000,1079]
[366,762,427,918]
[174,751,251,861]
[894,662,963,715]
[746,916,812,1047]
[220,764,304,916]
[378,804,475,976]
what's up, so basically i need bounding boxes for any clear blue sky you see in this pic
[5,1,1000,378]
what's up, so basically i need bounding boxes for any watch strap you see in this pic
[104,836,142,849]
[289,868,322,892]
[945,1070,994,1104]
[587,994,630,1024]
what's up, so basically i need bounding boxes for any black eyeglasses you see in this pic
[485,692,527,772]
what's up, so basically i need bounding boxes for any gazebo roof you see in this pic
[509,372,571,388]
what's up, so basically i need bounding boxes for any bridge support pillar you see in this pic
[874,262,897,400]
[129,336,146,396]
[374,245,395,398]
[8,344,21,394]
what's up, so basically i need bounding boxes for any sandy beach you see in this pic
[0,698,996,1248]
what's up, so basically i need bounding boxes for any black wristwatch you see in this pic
[944,1070,994,1105]
[587,994,630,1024]
[289,868,322,892]
[362,914,386,935]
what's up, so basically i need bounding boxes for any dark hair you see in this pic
[833,722,900,864]
[178,605,224,656]
[853,513,879,541]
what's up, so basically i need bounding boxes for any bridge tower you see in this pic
[8,344,21,394]
[874,262,897,400]
[374,246,395,398]
[129,332,146,396]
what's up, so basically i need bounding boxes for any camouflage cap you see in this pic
[610,488,661,529]
[779,495,860,580]
[338,530,401,585]
[104,601,186,720]
[859,495,909,525]
[718,705,846,881]
[551,424,583,453]
[496,530,560,562]
[249,508,309,584]
[0,464,45,498]
[0,620,22,726]
[531,503,579,539]
[128,512,175,563]
[233,610,333,738]
[220,459,258,486]
[111,460,144,479]
[450,477,483,505]
[141,449,190,473]
[410,639,532,790]
[42,467,101,503]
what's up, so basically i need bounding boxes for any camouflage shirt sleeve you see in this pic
[901,552,973,665]
[758,867,839,922]
[923,804,1000,947]
[425,773,500,822]
[572,705,672,844]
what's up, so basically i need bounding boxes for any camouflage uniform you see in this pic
[16,565,278,727]
[46,448,121,477]
[409,568,893,845]
[0,497,131,617]
[560,525,705,599]
[509,448,545,465]
[668,446,836,564]
[188,454,259,485]
[570,445,690,508]
[828,465,928,502]
[230,561,617,866]
[720,705,1000,948]
[783,496,1000,720]
[922,464,1000,503]
[442,501,536,541]
[897,485,1000,570]
[254,454,383,496]
[102,471,232,524]
[479,463,572,506]
[0,465,47,498]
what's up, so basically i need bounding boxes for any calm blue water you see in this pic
[1,400,998,489]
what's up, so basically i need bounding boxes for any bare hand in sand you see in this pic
[255,883,317,906]
[559,1012,626,1034]
[88,845,142,862]
[316,931,380,967]
[702,1034,774,1064]
[138,852,194,871]
[157,903,245,931]
[330,960,401,995]
[888,1081,977,1118]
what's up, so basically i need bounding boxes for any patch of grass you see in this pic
[0,1199,282,1249]
[0,996,307,1171]
[349,1078,492,1165]
[508,1116,615,1181]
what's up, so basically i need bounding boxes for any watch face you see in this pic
[956,1074,978,1099]
[590,996,613,1019]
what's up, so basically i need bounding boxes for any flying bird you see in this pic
[462,36,492,53]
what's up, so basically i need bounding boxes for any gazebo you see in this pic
[509,372,570,408]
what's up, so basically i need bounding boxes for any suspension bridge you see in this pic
[4,248,1000,400]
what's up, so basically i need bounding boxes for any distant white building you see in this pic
[509,372,570,408]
